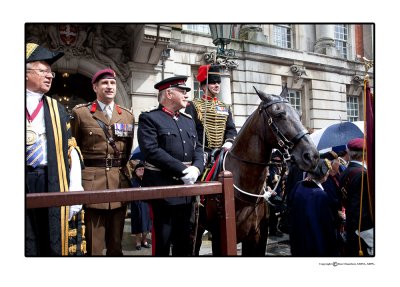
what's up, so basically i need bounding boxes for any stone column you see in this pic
[219,69,232,105]
[239,24,267,43]
[314,24,339,57]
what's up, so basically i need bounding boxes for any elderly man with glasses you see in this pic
[137,76,204,256]
[25,43,84,256]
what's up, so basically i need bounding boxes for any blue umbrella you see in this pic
[311,121,364,152]
[130,146,144,160]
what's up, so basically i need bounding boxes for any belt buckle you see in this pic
[106,158,113,168]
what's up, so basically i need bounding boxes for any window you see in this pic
[192,80,204,99]
[288,90,301,113]
[182,24,210,34]
[334,24,348,59]
[347,96,359,122]
[273,24,292,48]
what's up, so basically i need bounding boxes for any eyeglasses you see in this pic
[27,69,56,78]
[170,88,187,95]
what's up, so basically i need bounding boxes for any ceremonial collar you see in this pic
[202,95,217,101]
[161,106,180,118]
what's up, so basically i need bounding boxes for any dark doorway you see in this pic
[48,72,96,114]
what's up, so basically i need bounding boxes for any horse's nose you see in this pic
[302,150,319,168]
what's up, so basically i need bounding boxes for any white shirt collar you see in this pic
[311,179,324,190]
[26,89,44,99]
[26,90,44,114]
[97,100,114,112]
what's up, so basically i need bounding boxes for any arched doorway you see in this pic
[48,72,96,114]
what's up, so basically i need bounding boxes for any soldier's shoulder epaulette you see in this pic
[142,105,158,113]
[73,102,91,110]
[117,105,133,115]
[180,111,192,119]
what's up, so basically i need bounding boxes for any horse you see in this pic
[202,86,319,256]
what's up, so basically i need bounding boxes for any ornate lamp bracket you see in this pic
[204,48,238,70]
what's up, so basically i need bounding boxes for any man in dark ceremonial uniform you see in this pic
[25,43,84,256]
[288,159,339,256]
[185,65,237,255]
[137,76,204,256]
[340,138,374,256]
[71,68,134,256]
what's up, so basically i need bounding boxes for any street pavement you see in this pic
[121,217,291,256]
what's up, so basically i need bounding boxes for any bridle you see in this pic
[259,98,309,161]
[224,97,309,202]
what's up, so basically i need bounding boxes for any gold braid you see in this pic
[193,98,229,149]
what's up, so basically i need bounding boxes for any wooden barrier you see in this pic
[26,171,237,256]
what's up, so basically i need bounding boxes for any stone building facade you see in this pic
[25,23,374,145]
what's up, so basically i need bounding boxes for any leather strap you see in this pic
[95,119,121,158]
[84,158,125,168]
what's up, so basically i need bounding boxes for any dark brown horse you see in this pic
[204,86,319,256]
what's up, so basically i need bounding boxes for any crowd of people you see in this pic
[25,43,374,257]
[270,138,374,257]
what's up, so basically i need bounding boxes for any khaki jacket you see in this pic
[71,100,134,209]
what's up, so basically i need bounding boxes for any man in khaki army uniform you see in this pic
[71,68,134,256]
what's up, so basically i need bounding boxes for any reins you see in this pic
[223,149,289,203]
[223,97,308,203]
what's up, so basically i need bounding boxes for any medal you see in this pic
[26,98,43,145]
[26,125,38,145]
[113,123,133,137]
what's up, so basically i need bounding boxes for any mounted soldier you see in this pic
[185,64,237,255]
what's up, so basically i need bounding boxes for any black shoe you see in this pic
[136,245,141,250]
[141,242,151,248]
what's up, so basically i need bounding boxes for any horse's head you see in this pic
[254,86,319,172]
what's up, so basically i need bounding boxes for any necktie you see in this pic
[26,138,44,168]
[104,105,112,120]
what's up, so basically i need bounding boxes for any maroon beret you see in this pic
[92,68,116,84]
[347,138,364,151]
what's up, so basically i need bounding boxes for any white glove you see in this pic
[68,148,84,221]
[181,166,200,185]
[203,152,209,166]
[222,141,233,150]
[68,204,82,221]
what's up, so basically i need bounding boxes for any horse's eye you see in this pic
[274,112,286,119]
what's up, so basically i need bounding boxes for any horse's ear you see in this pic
[280,83,288,99]
[253,86,268,102]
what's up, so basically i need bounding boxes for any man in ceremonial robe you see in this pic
[25,43,84,256]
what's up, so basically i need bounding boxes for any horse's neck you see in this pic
[226,112,272,192]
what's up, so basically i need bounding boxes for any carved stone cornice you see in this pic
[289,64,308,83]
[168,41,208,54]
[130,24,171,65]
